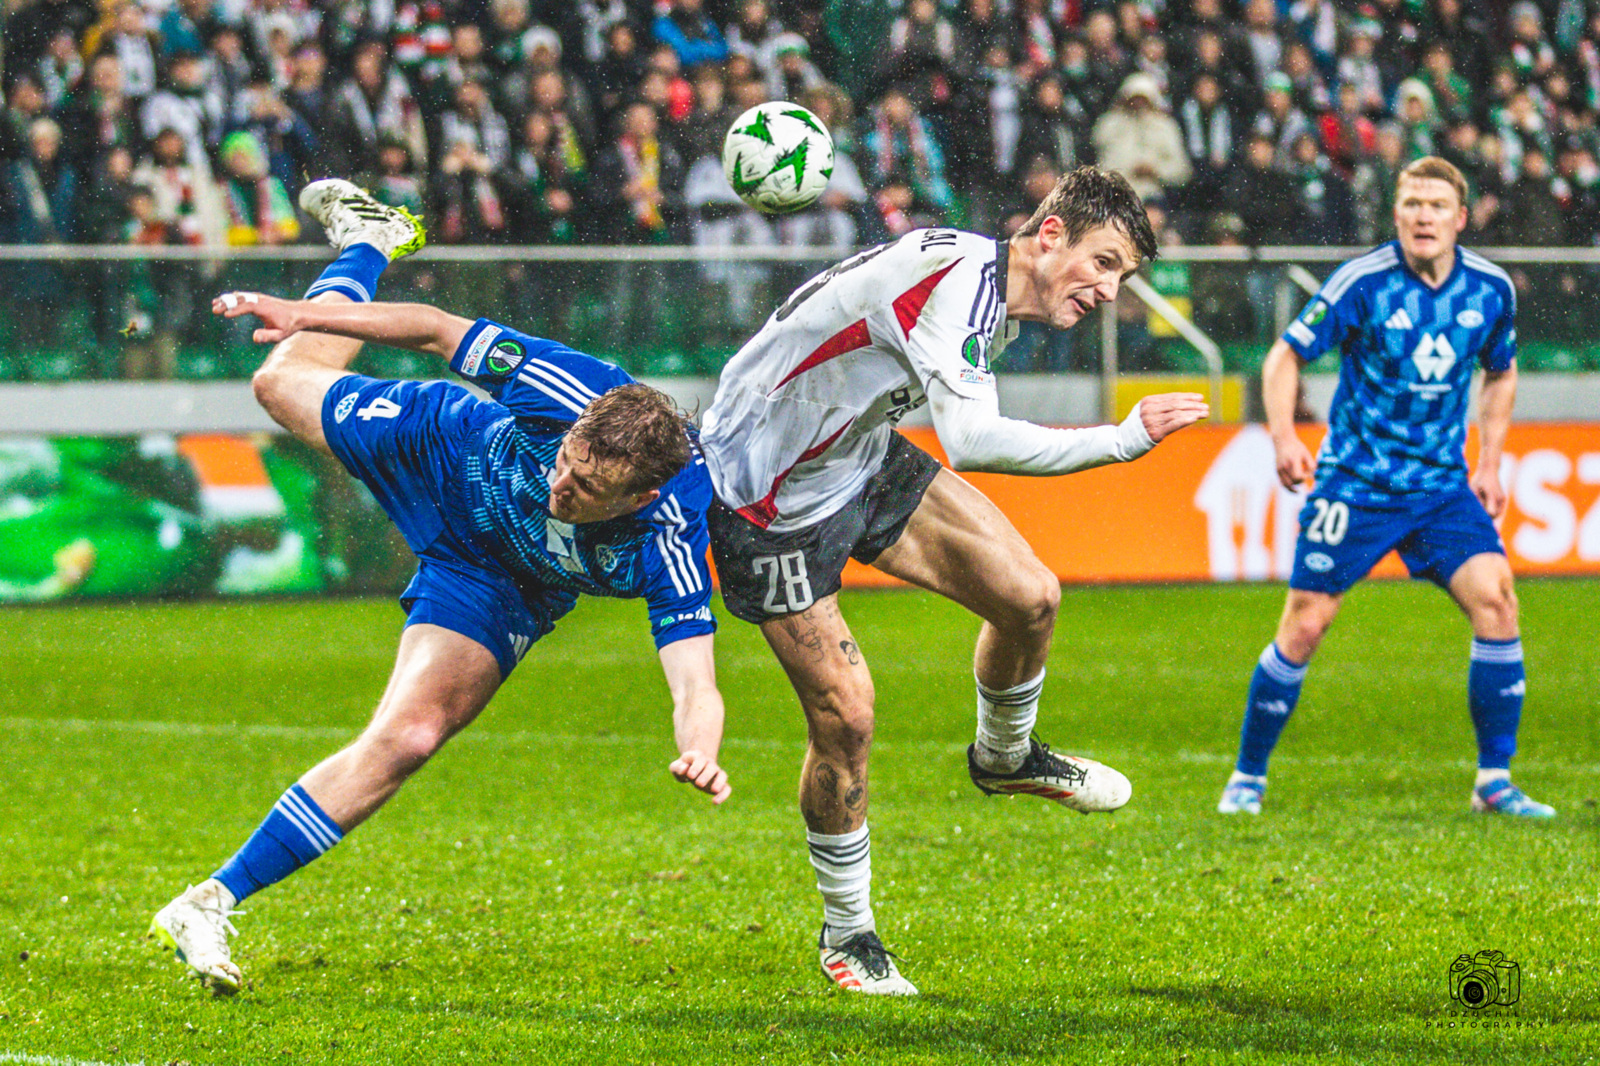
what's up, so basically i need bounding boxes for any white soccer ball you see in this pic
[722,101,835,215]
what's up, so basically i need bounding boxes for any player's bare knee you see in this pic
[995,563,1059,635]
[1472,584,1519,638]
[365,715,450,777]
[805,688,875,757]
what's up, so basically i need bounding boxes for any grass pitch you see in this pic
[0,581,1596,1065]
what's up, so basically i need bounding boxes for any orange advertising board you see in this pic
[838,423,1600,586]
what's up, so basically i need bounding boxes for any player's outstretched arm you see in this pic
[213,292,474,358]
[658,634,731,804]
[927,379,1207,476]
[1262,339,1315,490]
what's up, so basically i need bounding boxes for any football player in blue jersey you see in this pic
[150,181,731,993]
[1217,157,1554,819]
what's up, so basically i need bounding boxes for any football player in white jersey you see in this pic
[699,167,1210,994]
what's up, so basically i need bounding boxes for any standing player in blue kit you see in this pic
[1217,158,1554,819]
[149,181,730,993]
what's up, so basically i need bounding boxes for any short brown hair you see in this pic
[1014,166,1160,264]
[568,383,693,494]
[1397,156,1468,207]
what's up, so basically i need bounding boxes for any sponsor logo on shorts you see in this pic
[1457,309,1485,328]
[334,393,359,423]
[459,324,503,376]
[486,339,525,376]
[1304,551,1335,573]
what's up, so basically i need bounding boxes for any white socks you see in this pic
[974,668,1045,773]
[807,823,873,945]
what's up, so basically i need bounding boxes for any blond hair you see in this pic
[1397,156,1468,207]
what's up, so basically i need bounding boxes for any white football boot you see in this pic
[818,927,917,995]
[1217,776,1266,815]
[1471,779,1556,818]
[149,879,245,993]
[298,178,426,261]
[967,736,1132,813]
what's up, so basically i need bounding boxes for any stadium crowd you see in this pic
[5,0,1600,251]
[2,0,1598,375]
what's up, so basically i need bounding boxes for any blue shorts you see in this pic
[322,375,575,677]
[1289,485,1505,595]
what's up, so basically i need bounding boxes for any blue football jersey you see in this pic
[446,319,715,648]
[1282,241,1516,503]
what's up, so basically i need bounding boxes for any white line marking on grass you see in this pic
[0,1053,145,1066]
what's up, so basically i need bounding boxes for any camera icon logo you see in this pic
[1449,949,1521,1009]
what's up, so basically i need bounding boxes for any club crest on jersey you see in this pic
[1456,309,1485,328]
[1409,333,1457,396]
[334,393,359,423]
[1302,301,1328,326]
[486,339,525,376]
[595,543,619,573]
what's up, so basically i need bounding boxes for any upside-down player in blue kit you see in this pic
[1217,157,1555,819]
[149,181,731,993]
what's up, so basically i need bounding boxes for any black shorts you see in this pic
[709,432,942,623]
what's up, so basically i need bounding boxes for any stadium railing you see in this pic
[2,244,1598,397]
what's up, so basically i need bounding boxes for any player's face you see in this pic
[549,437,656,524]
[1031,220,1141,328]
[1394,176,1467,265]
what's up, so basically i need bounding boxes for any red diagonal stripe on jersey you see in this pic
[893,261,961,338]
[735,419,856,529]
[769,318,872,395]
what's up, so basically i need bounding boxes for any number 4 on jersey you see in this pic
[357,397,403,421]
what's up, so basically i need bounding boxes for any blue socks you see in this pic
[303,242,387,303]
[1469,637,1524,770]
[213,784,344,904]
[1235,643,1308,776]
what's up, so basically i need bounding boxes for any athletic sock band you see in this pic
[975,667,1045,771]
[303,242,388,303]
[213,783,345,904]
[807,823,873,944]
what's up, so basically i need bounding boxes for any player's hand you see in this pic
[1472,463,1508,518]
[1139,393,1210,443]
[669,749,731,805]
[211,291,303,344]
[1273,433,1316,490]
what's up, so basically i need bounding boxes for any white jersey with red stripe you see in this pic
[701,228,1015,532]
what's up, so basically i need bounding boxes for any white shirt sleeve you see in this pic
[927,377,1157,475]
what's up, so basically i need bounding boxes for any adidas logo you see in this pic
[1385,309,1413,330]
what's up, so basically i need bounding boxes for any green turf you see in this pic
[1,582,1597,1064]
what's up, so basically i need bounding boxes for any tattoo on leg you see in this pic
[844,782,865,810]
[781,618,826,663]
[815,762,840,797]
[840,640,861,665]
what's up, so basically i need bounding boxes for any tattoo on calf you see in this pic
[844,782,865,810]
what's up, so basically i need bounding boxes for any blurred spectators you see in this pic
[1092,73,1189,202]
[3,0,1600,261]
